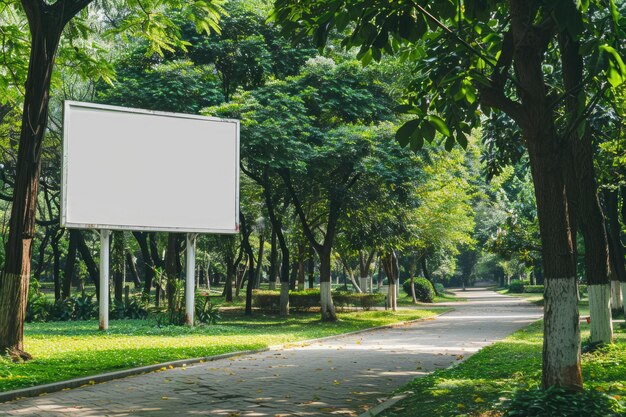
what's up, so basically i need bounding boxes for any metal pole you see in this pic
[185,233,197,326]
[99,229,111,331]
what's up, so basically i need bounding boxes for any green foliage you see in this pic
[252,289,386,311]
[508,280,529,293]
[332,291,386,311]
[113,295,149,320]
[503,386,625,417]
[195,294,220,325]
[72,294,97,321]
[402,278,436,303]
[524,285,545,294]
[433,283,445,296]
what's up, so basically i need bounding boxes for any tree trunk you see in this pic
[165,233,179,310]
[0,0,93,361]
[382,252,398,311]
[409,254,418,304]
[33,227,52,281]
[559,31,612,345]
[318,248,337,321]
[126,251,141,289]
[358,250,374,293]
[240,211,256,316]
[51,229,63,301]
[269,229,278,290]
[112,232,126,304]
[526,135,581,389]
[297,243,305,291]
[254,234,264,289]
[63,230,79,299]
[308,246,315,289]
[224,256,234,303]
[133,232,155,295]
[76,230,99,299]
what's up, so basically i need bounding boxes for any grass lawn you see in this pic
[380,306,626,416]
[0,308,447,393]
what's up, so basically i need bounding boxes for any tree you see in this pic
[272,0,626,389]
[0,0,225,360]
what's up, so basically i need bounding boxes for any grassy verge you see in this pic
[0,308,447,393]
[381,313,626,416]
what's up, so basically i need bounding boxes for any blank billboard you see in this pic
[61,101,239,233]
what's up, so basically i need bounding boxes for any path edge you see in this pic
[0,309,451,403]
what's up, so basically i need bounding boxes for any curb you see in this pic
[0,308,452,404]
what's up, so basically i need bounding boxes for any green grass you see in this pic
[380,312,626,417]
[0,308,446,393]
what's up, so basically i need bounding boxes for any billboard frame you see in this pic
[61,100,240,234]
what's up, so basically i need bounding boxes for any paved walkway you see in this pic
[0,288,542,416]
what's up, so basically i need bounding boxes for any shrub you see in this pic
[434,283,445,296]
[503,386,625,417]
[72,293,97,320]
[524,285,544,293]
[332,291,385,310]
[402,278,436,303]
[508,280,529,293]
[195,295,220,325]
[26,291,51,323]
[49,298,75,321]
[251,289,385,311]
[579,284,588,295]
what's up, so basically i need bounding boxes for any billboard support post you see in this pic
[99,229,111,331]
[185,233,198,326]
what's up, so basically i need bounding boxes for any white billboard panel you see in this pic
[61,101,239,233]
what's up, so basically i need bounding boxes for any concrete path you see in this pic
[0,288,542,416]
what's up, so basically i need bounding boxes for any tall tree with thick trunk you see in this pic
[0,0,93,360]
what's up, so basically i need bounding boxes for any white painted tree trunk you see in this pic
[610,280,622,311]
[588,284,613,344]
[543,278,582,387]
[349,274,362,293]
[388,282,397,311]
[320,281,336,319]
[359,276,369,293]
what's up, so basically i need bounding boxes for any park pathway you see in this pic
[0,288,542,416]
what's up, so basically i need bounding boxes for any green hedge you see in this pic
[522,284,588,295]
[251,289,385,311]
[508,279,530,293]
[402,278,436,303]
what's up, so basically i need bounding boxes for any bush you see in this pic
[113,295,149,320]
[402,278,436,303]
[434,283,445,296]
[332,291,385,310]
[72,294,97,320]
[251,289,385,311]
[508,279,529,293]
[195,295,220,325]
[503,386,625,417]
[524,285,544,293]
